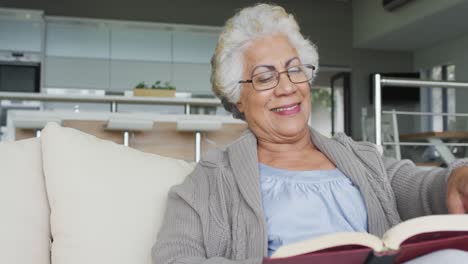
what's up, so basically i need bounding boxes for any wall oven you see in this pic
[0,54,42,140]
[0,61,40,93]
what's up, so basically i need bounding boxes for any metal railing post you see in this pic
[123,131,129,146]
[110,101,118,112]
[391,109,401,160]
[185,104,191,115]
[373,74,382,146]
[195,131,201,162]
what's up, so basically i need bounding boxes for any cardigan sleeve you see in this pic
[152,165,262,264]
[383,156,449,220]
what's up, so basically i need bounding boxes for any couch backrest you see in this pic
[0,138,51,264]
[0,122,197,264]
[40,122,196,264]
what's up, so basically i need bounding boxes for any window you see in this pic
[420,64,456,132]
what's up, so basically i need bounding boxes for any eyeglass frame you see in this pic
[238,64,316,91]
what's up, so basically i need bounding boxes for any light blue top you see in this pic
[259,163,368,257]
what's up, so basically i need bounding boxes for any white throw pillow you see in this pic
[0,138,51,264]
[40,123,195,264]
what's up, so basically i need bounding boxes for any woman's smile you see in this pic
[270,103,301,116]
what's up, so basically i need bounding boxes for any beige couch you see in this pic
[0,122,196,264]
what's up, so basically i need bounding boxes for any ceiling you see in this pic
[0,0,350,27]
[357,1,468,51]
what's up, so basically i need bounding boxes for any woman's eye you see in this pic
[288,67,302,74]
[255,73,275,83]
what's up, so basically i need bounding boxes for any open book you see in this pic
[264,214,468,264]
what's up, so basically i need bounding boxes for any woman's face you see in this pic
[237,34,311,143]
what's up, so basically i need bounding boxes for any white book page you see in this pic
[382,215,468,250]
[271,232,384,259]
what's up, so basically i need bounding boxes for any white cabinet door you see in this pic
[46,21,110,58]
[0,20,42,52]
[173,31,218,63]
[111,26,171,62]
[172,63,211,95]
[45,57,109,89]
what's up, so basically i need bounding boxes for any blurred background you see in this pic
[1,0,468,165]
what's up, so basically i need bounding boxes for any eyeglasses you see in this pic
[238,64,316,91]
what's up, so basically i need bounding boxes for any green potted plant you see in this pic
[133,81,176,97]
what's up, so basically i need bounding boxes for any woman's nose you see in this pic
[274,72,297,96]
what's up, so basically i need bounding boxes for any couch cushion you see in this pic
[40,123,195,264]
[0,138,51,264]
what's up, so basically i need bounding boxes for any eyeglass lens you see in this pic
[251,64,314,91]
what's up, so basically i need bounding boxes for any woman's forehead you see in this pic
[251,57,300,73]
[243,35,299,68]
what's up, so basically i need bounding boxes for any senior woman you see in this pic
[153,4,468,264]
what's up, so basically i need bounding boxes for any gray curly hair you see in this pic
[210,3,319,120]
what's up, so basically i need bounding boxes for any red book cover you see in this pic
[263,231,468,264]
[263,215,468,264]
[396,231,468,263]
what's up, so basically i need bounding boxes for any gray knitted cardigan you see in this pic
[152,128,449,264]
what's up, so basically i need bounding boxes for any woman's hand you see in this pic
[447,166,468,214]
